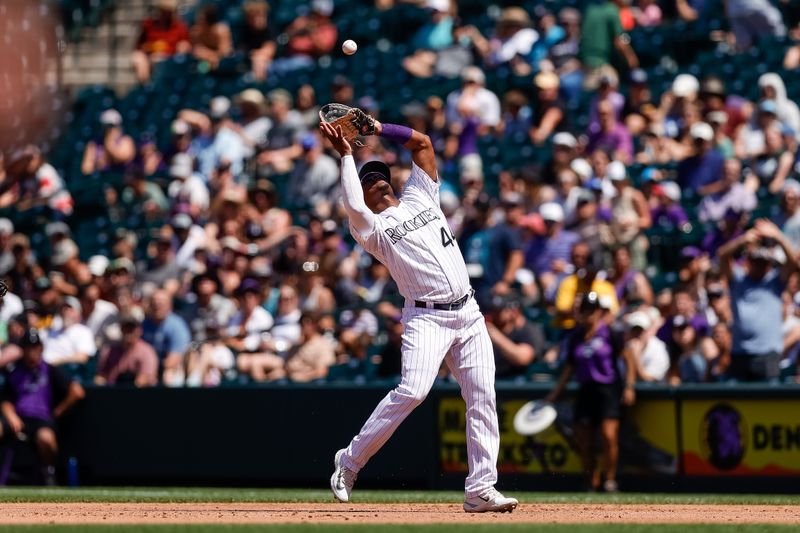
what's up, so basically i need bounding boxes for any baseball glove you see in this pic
[319,103,375,147]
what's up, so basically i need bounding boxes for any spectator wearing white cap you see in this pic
[539,132,577,186]
[525,202,580,296]
[600,161,651,270]
[677,122,724,194]
[625,311,669,382]
[43,296,98,367]
[166,154,209,218]
[661,74,699,139]
[179,96,248,181]
[81,109,136,175]
[651,180,690,230]
[445,66,501,133]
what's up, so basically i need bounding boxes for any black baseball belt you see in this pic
[414,289,474,311]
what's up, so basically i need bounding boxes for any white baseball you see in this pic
[342,39,358,55]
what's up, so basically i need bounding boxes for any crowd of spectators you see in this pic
[1,0,800,388]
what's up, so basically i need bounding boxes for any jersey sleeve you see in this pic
[403,162,440,205]
[350,215,388,257]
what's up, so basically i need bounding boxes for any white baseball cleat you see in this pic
[330,448,357,503]
[463,488,518,513]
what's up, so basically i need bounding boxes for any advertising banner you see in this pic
[439,396,678,475]
[681,400,800,476]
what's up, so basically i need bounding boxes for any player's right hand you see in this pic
[320,122,352,157]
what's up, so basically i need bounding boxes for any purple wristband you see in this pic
[379,123,413,144]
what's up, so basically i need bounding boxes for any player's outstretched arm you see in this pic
[320,122,375,237]
[374,120,437,182]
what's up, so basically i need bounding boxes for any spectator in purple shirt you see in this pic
[650,181,689,230]
[546,291,636,493]
[0,329,85,485]
[585,100,633,164]
[525,202,580,297]
[677,122,724,194]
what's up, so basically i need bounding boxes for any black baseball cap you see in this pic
[358,160,391,186]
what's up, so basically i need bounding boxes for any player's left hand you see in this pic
[320,122,352,157]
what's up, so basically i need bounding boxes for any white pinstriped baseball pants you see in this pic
[341,298,499,498]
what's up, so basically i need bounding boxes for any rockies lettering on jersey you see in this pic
[351,163,470,303]
[384,208,440,243]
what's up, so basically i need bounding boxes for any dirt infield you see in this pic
[1,503,799,525]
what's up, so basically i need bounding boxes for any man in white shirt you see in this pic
[43,297,97,367]
[626,311,669,382]
[166,153,210,218]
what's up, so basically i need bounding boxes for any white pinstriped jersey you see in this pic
[351,163,470,303]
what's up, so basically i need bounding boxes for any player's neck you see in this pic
[373,195,400,213]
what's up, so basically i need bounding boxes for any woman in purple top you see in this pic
[546,291,637,492]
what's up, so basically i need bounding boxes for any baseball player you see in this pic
[320,116,517,513]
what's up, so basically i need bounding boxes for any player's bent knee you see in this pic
[394,384,429,404]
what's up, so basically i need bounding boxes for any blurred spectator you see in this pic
[131,0,191,83]
[751,126,797,194]
[481,197,525,299]
[780,180,800,250]
[633,0,662,26]
[402,0,456,78]
[758,73,800,135]
[229,279,281,382]
[288,132,338,207]
[239,0,277,81]
[180,272,236,341]
[272,0,337,76]
[166,154,209,218]
[546,291,635,493]
[553,241,619,329]
[585,101,633,164]
[80,110,136,175]
[181,97,248,181]
[667,315,707,384]
[295,84,320,130]
[530,71,566,145]
[458,7,538,71]
[609,246,653,306]
[736,100,781,160]
[622,69,654,136]
[42,297,97,368]
[678,122,724,193]
[445,66,501,138]
[0,146,73,216]
[78,282,118,348]
[698,158,757,222]
[650,180,690,230]
[233,89,271,154]
[96,313,159,387]
[498,90,531,139]
[257,89,304,176]
[186,318,234,387]
[543,8,582,101]
[285,312,336,382]
[527,202,580,296]
[190,4,233,70]
[725,0,785,52]
[600,162,651,269]
[375,312,403,378]
[269,284,302,352]
[141,289,191,386]
[0,329,85,486]
[718,219,798,381]
[486,295,545,378]
[580,0,638,90]
[625,311,669,382]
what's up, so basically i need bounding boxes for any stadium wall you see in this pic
[50,384,800,492]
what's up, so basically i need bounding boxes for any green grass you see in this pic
[0,527,798,533]
[0,487,799,505]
